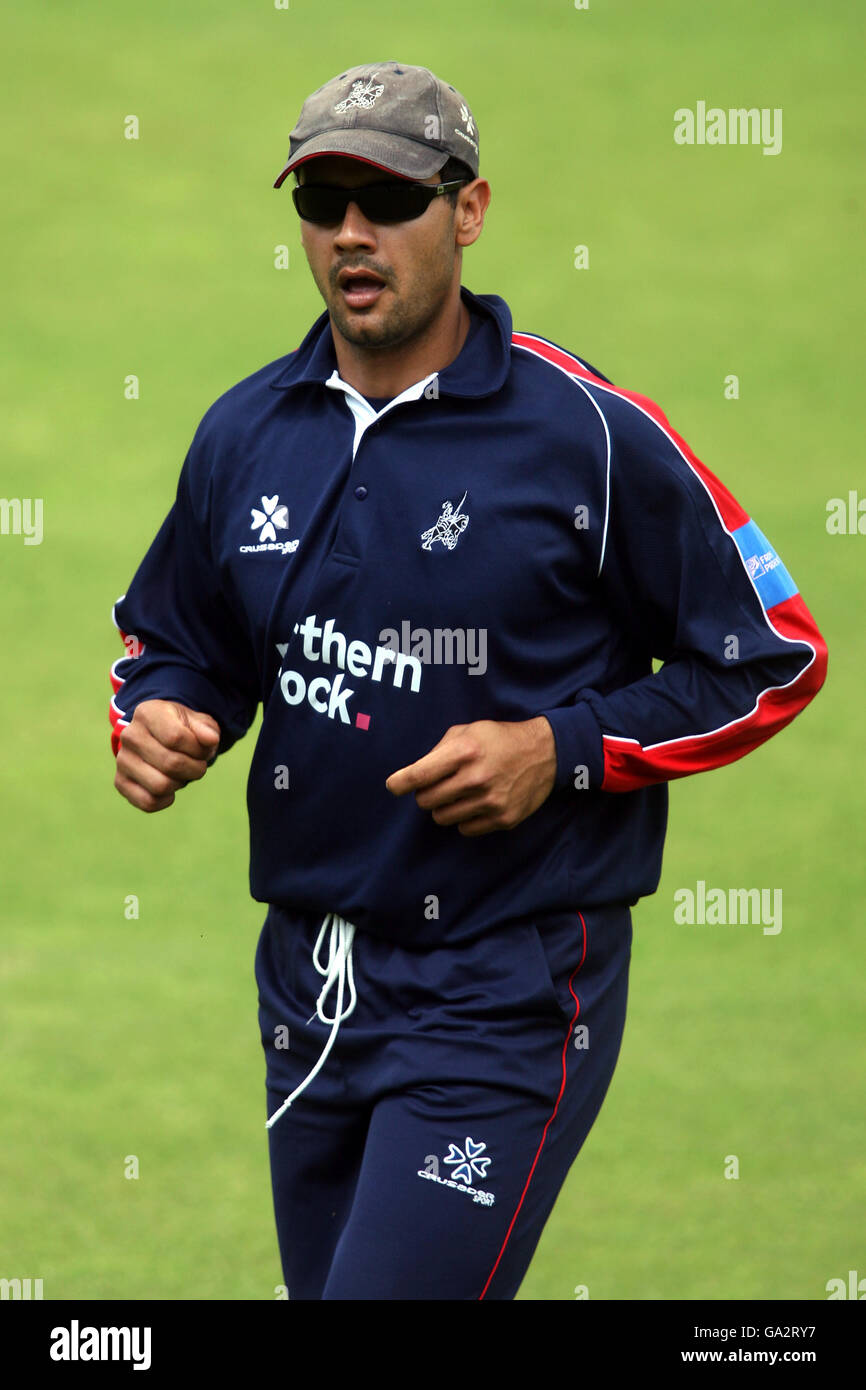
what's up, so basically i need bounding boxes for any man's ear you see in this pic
[455,179,491,248]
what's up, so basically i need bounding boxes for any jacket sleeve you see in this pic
[541,385,828,793]
[109,439,260,759]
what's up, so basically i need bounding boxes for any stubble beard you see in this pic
[321,243,456,352]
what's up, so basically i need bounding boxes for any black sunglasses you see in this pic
[292,178,469,226]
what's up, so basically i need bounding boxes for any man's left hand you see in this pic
[385,716,557,836]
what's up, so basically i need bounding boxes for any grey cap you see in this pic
[273,60,479,188]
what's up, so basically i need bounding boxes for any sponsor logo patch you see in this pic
[732,519,797,611]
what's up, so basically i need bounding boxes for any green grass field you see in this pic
[1,0,862,1300]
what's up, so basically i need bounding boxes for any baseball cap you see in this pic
[273,61,479,188]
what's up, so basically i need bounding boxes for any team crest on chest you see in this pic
[421,491,469,551]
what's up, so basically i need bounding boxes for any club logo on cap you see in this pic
[334,75,384,113]
[453,101,478,156]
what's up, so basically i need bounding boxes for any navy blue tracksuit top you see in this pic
[109,286,827,943]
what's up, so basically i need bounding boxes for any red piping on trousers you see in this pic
[478,910,588,1300]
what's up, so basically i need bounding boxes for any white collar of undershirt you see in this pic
[325,368,439,461]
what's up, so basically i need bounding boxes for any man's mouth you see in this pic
[337,268,388,309]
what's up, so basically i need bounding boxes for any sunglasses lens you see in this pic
[293,183,432,225]
[292,186,347,223]
[360,186,429,222]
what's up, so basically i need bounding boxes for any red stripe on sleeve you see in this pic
[600,593,827,791]
[109,697,129,757]
[511,332,749,530]
[108,623,142,758]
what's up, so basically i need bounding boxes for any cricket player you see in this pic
[109,61,827,1299]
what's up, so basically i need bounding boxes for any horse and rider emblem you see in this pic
[420,491,469,551]
[334,76,385,112]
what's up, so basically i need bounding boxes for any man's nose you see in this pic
[333,200,378,247]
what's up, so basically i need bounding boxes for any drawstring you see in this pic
[265,912,357,1129]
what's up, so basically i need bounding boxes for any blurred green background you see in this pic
[1,0,861,1300]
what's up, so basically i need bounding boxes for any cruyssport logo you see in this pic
[239,494,299,555]
[417,1136,495,1206]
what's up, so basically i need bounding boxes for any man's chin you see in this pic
[330,305,405,350]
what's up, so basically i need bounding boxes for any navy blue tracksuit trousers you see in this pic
[255,901,632,1300]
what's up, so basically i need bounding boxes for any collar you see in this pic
[267,285,513,400]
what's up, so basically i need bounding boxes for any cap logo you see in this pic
[453,101,479,157]
[334,75,384,113]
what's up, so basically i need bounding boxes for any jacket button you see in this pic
[354,485,368,500]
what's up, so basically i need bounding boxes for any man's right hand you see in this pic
[114,700,222,812]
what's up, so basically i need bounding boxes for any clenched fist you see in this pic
[114,700,221,812]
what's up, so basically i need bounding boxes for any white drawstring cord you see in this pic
[265,913,357,1129]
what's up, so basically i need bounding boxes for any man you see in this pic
[110,61,827,1300]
